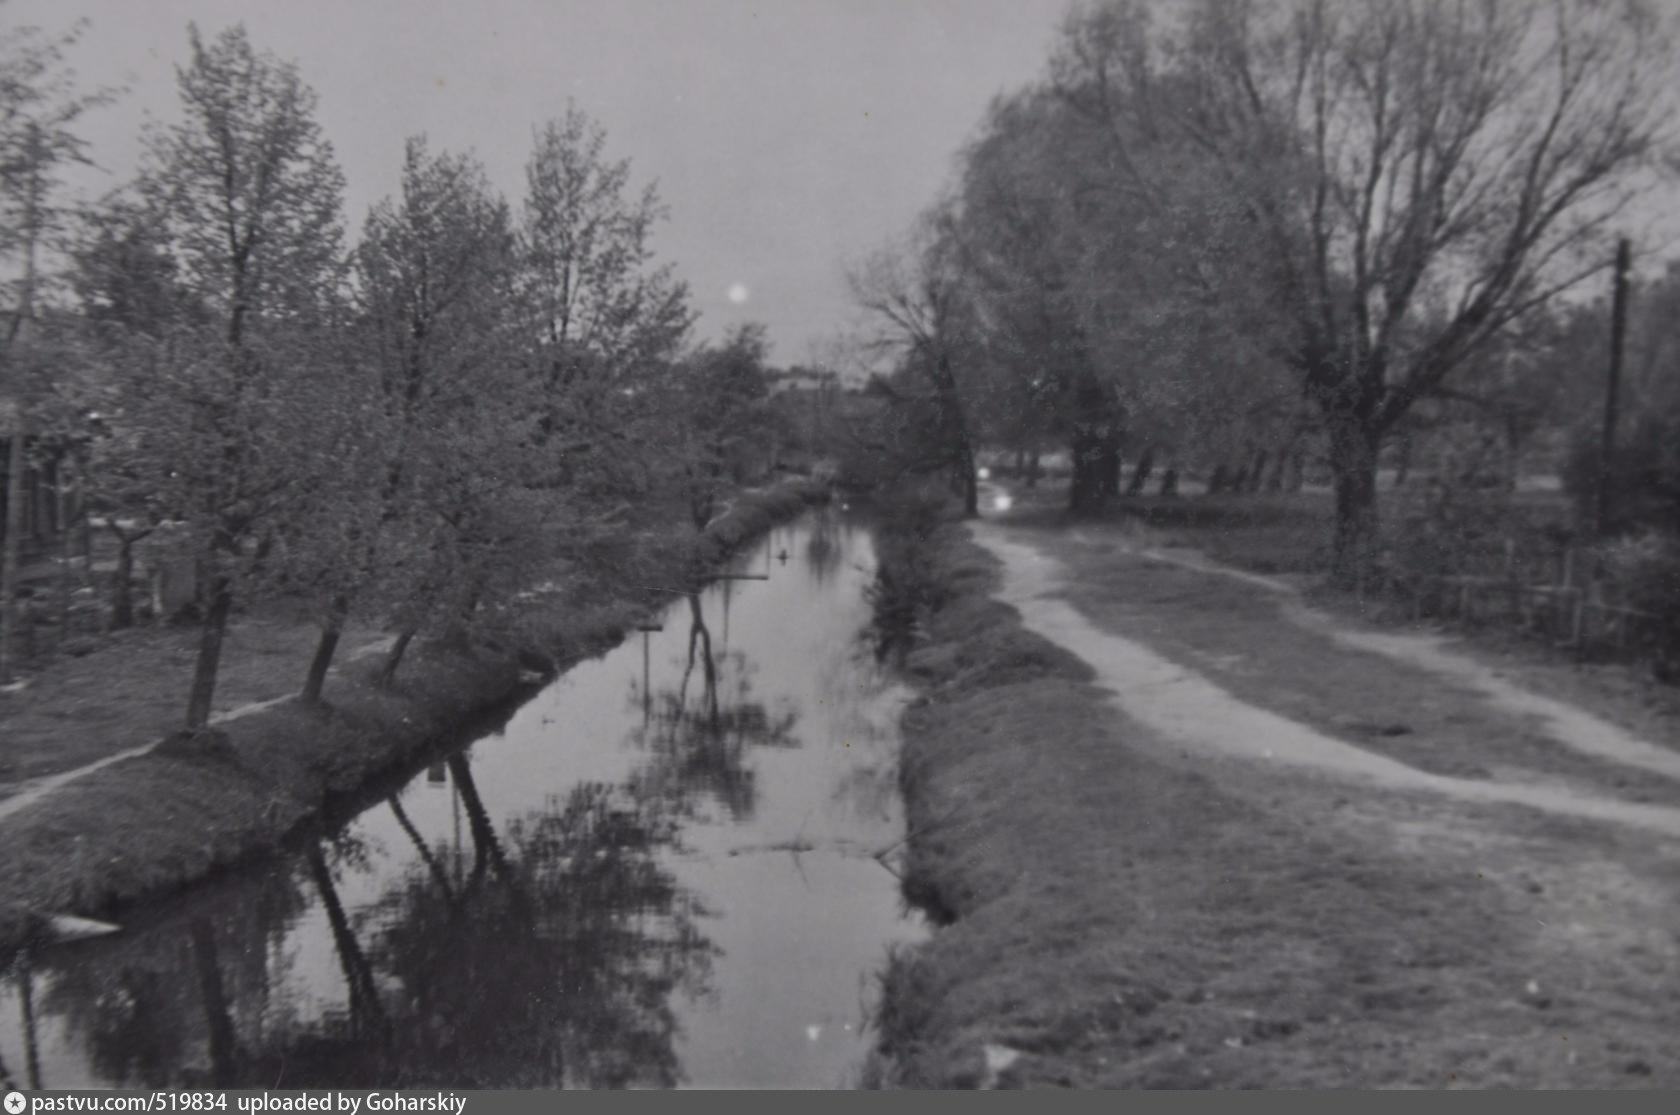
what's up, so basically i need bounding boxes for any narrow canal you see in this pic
[0,505,926,1089]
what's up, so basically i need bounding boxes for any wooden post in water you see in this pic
[638,623,663,725]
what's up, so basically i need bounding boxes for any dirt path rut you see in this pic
[977,522,1680,841]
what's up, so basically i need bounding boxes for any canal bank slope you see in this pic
[0,478,830,956]
[876,506,1680,1088]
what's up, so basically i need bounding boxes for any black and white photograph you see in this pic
[2,0,1679,1092]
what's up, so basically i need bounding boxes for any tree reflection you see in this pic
[25,749,714,1089]
[803,509,845,586]
[30,859,310,1089]
[630,591,798,822]
[315,770,714,1088]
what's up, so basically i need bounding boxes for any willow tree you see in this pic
[1052,0,1679,577]
[955,89,1128,512]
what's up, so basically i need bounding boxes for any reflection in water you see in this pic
[12,955,39,1090]
[804,511,843,586]
[338,778,713,1089]
[630,592,798,823]
[1,506,923,1089]
[22,757,711,1089]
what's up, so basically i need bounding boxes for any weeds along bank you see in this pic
[0,478,830,957]
[865,493,1121,1085]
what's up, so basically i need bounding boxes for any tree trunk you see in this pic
[189,920,239,1087]
[1,431,24,682]
[301,594,349,705]
[307,846,387,1033]
[111,534,136,629]
[447,752,515,886]
[1068,410,1123,512]
[380,629,415,686]
[928,352,979,519]
[1126,447,1155,496]
[184,573,234,731]
[1159,467,1179,497]
[958,441,979,518]
[1327,414,1382,584]
[389,795,454,900]
[55,508,72,650]
[16,949,41,1089]
[1069,438,1094,511]
[1025,448,1041,488]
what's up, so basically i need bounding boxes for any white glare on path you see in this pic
[727,282,751,304]
[992,492,1013,511]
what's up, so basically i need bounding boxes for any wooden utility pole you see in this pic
[1596,237,1632,534]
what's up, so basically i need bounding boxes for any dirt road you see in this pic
[882,498,1680,1087]
[982,524,1680,837]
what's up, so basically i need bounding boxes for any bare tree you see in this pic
[1053,0,1678,577]
[849,213,982,517]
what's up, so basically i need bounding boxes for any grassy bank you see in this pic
[0,478,830,957]
[871,492,1680,1088]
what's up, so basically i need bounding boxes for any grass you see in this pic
[1079,482,1680,748]
[0,476,832,956]
[0,615,388,793]
[873,502,1680,1087]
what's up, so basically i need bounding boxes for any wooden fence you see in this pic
[1366,552,1669,666]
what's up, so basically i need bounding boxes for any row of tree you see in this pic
[1,19,778,723]
[855,0,1677,578]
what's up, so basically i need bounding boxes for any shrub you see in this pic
[1563,413,1680,535]
[1594,531,1680,678]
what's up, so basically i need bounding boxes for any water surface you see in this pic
[0,506,924,1090]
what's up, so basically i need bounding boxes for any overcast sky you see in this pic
[7,0,1073,363]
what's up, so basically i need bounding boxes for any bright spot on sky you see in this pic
[992,493,1014,512]
[727,282,751,304]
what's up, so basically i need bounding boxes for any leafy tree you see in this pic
[953,90,1125,510]
[133,23,348,729]
[0,4,111,678]
[521,104,692,449]
[1049,0,1680,577]
[664,323,775,531]
[318,136,520,695]
[68,193,207,628]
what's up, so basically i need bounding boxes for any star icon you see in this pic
[5,1092,27,1114]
